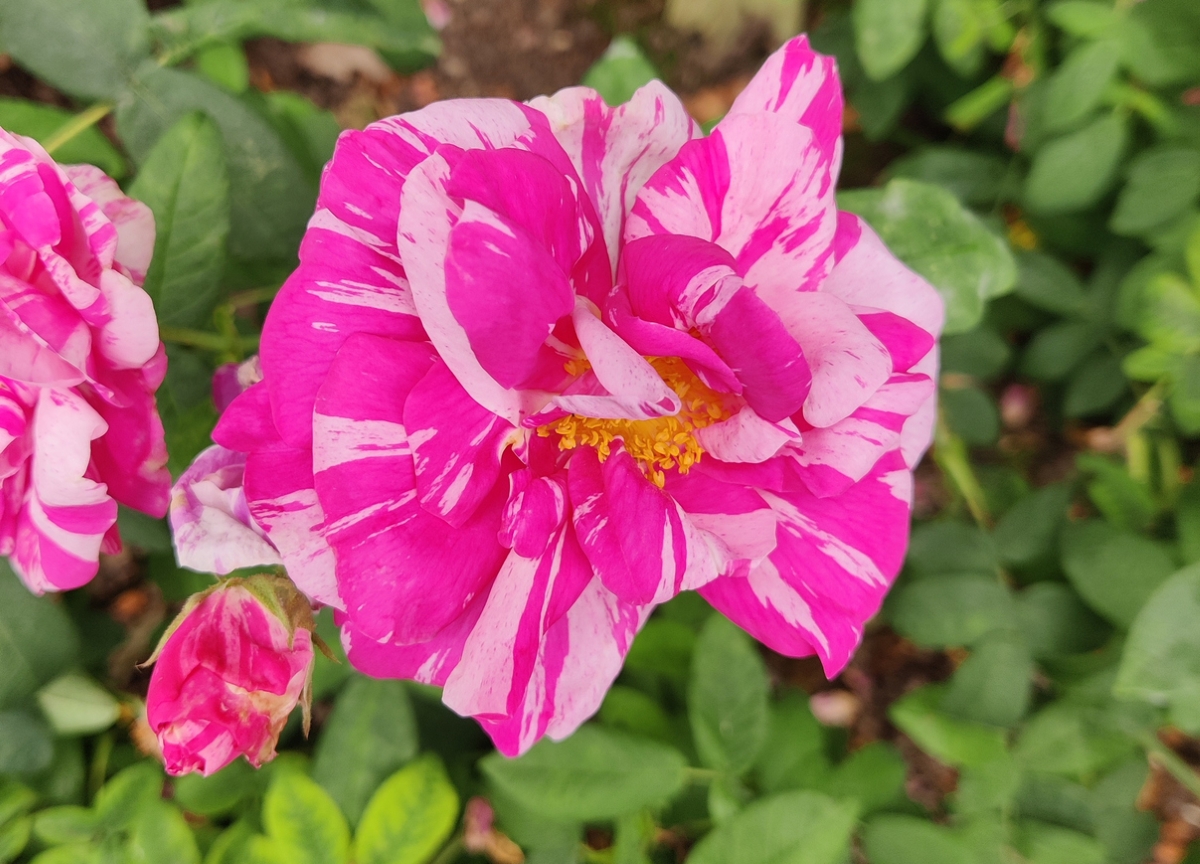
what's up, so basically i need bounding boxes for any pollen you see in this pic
[539,357,732,488]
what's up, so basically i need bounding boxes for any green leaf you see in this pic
[117,63,313,261]
[0,0,149,100]
[907,521,998,577]
[1018,822,1106,864]
[0,99,126,178]
[0,815,30,863]
[257,91,342,187]
[1025,113,1129,214]
[863,816,975,864]
[1015,583,1110,660]
[852,0,930,81]
[481,726,687,822]
[1077,454,1157,533]
[600,686,676,743]
[889,686,1008,768]
[262,773,351,864]
[1169,354,1200,434]
[1064,352,1126,417]
[117,507,172,554]
[1089,760,1158,864]
[35,674,120,737]
[581,37,659,107]
[822,742,907,815]
[1015,251,1089,316]
[1014,703,1136,780]
[955,754,1021,815]
[1020,321,1101,381]
[1179,483,1200,565]
[0,780,36,827]
[689,616,770,775]
[0,563,79,709]
[840,178,1017,334]
[150,0,440,64]
[311,678,418,826]
[32,807,97,846]
[624,619,696,684]
[172,759,259,818]
[1046,1,1118,38]
[195,42,250,94]
[94,764,163,832]
[888,146,1008,208]
[754,692,830,794]
[1114,563,1200,733]
[0,712,52,775]
[1111,147,1200,237]
[1044,40,1121,134]
[687,790,858,864]
[129,112,230,328]
[889,575,1016,647]
[940,327,1011,379]
[1061,521,1177,628]
[941,632,1033,727]
[1123,0,1200,87]
[354,756,459,864]
[931,0,986,75]
[941,386,999,446]
[129,801,200,864]
[203,820,256,864]
[993,483,1073,567]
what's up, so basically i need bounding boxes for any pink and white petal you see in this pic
[340,588,491,686]
[313,337,506,642]
[212,383,281,454]
[822,213,945,340]
[63,164,156,285]
[261,230,426,449]
[771,291,891,428]
[442,522,593,726]
[531,81,699,272]
[170,445,282,575]
[405,358,515,528]
[701,450,913,676]
[694,407,801,464]
[664,469,777,576]
[568,299,680,420]
[0,301,85,386]
[399,151,527,425]
[568,447,689,605]
[900,347,939,468]
[94,269,160,370]
[627,113,838,303]
[726,35,844,165]
[11,388,116,593]
[856,310,936,374]
[87,359,170,518]
[488,579,649,756]
[791,372,935,498]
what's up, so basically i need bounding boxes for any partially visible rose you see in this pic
[0,129,169,593]
[146,575,315,776]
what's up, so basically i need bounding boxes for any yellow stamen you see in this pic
[538,357,732,488]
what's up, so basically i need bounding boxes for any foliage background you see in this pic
[1,0,1200,862]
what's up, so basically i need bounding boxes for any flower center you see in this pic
[539,357,732,488]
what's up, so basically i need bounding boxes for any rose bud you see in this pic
[145,574,315,776]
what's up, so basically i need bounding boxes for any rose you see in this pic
[0,130,169,593]
[145,575,315,776]
[179,36,943,755]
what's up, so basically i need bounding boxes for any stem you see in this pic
[44,103,114,155]
[159,326,260,354]
[1139,732,1200,800]
[934,412,993,529]
[683,767,719,785]
[227,286,281,308]
[88,732,113,802]
[1113,382,1165,445]
[428,835,464,864]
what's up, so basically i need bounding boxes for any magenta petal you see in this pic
[700,450,912,676]
[405,358,514,527]
[443,156,578,388]
[568,447,688,605]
